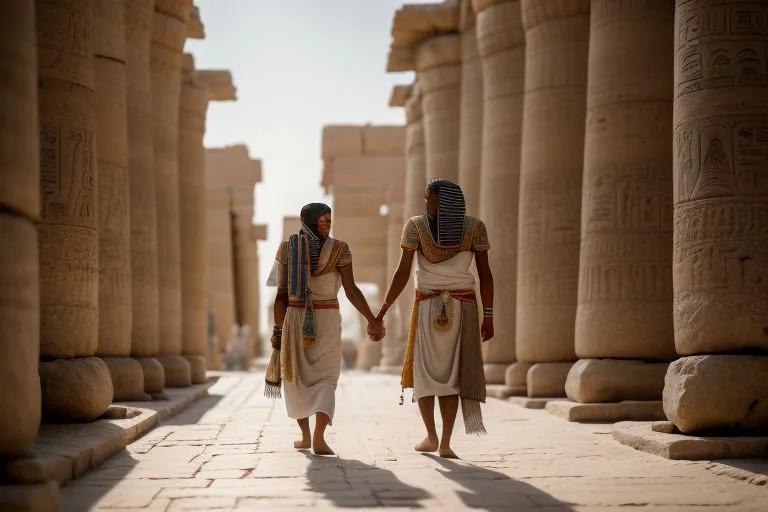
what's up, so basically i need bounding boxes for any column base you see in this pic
[527,362,573,398]
[101,357,150,401]
[341,342,358,369]
[613,421,768,461]
[135,357,166,395]
[156,355,192,387]
[483,363,507,385]
[565,358,669,403]
[664,355,768,434]
[0,481,59,512]
[371,365,403,375]
[508,396,569,409]
[39,357,113,422]
[546,400,666,422]
[183,355,207,384]
[505,362,532,395]
[355,341,381,372]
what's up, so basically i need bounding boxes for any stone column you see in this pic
[515,0,589,398]
[232,205,261,357]
[560,0,675,420]
[151,0,191,386]
[417,34,462,183]
[0,0,41,454]
[474,0,526,391]
[458,0,483,214]
[205,184,235,371]
[403,85,427,222]
[37,0,113,422]
[663,0,768,434]
[125,0,165,396]
[179,53,209,383]
[94,0,148,402]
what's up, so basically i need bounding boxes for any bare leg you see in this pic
[415,396,439,452]
[437,395,459,458]
[312,412,335,455]
[294,418,311,449]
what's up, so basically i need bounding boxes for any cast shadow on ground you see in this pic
[425,454,575,511]
[304,452,432,508]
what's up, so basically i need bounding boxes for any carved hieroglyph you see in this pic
[664,0,768,433]
[151,3,192,386]
[515,0,590,395]
[125,0,164,394]
[458,0,483,214]
[417,34,462,183]
[475,0,525,386]
[37,0,112,421]
[0,0,41,454]
[179,54,209,383]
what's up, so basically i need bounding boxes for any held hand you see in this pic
[271,334,282,350]
[367,319,386,342]
[481,317,494,342]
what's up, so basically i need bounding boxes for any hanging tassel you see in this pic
[264,348,282,399]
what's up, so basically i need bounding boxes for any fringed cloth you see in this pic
[401,289,487,435]
[264,298,339,399]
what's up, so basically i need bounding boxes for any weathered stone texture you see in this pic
[458,0,483,214]
[39,357,113,422]
[527,362,574,398]
[575,0,675,362]
[0,1,41,456]
[671,0,768,356]
[664,355,768,434]
[403,87,426,221]
[417,34,462,183]
[476,0,525,385]
[565,359,669,403]
[515,1,589,379]
[102,357,150,401]
[179,54,209,378]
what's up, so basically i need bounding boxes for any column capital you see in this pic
[476,0,524,58]
[521,0,589,32]
[197,70,237,101]
[415,33,462,72]
[387,1,460,72]
[459,0,476,32]
[389,84,412,108]
[252,224,268,241]
[187,4,205,39]
[156,0,191,23]
[472,0,512,15]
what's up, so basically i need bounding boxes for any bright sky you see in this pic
[186,0,427,339]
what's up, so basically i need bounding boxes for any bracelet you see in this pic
[272,325,283,334]
[483,307,493,318]
[377,302,392,320]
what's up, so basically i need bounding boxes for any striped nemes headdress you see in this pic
[427,178,466,247]
[299,202,331,272]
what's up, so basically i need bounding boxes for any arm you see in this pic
[378,249,416,320]
[339,264,377,323]
[474,250,495,341]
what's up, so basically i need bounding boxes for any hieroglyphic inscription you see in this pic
[40,125,96,228]
[675,117,768,202]
[675,199,768,293]
[677,3,768,96]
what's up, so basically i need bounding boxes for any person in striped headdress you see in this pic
[266,203,384,455]
[374,179,494,458]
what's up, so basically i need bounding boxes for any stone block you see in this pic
[505,362,531,389]
[322,125,363,159]
[508,397,568,409]
[565,359,669,403]
[486,385,519,399]
[663,355,768,434]
[613,421,768,461]
[546,400,666,423]
[362,125,406,156]
[39,358,113,423]
[102,357,150,402]
[527,362,572,398]
[136,356,165,395]
[0,481,59,512]
[156,355,192,387]
[416,34,462,72]
[483,364,507,385]
[196,70,237,101]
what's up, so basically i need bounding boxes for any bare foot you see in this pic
[294,435,311,449]
[415,437,439,453]
[312,436,335,456]
[439,446,459,459]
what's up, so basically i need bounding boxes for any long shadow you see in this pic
[425,454,575,511]
[304,452,432,508]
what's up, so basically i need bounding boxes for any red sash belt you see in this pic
[415,290,477,304]
[288,300,339,310]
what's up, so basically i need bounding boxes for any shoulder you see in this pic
[401,216,425,250]
[275,241,289,264]
[465,217,490,251]
[328,238,353,268]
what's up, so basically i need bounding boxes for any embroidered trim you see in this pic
[401,216,489,263]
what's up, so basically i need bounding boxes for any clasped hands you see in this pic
[367,317,386,342]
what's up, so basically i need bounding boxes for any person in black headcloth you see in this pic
[373,179,494,458]
[265,203,384,455]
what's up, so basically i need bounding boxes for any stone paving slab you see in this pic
[59,372,768,511]
[546,400,666,422]
[614,421,768,461]
[0,378,217,487]
[508,396,568,409]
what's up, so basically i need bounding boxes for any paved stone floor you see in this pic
[60,372,768,511]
